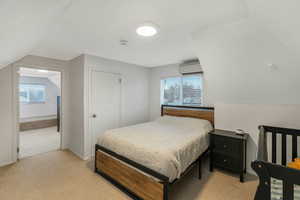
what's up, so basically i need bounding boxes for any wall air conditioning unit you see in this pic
[179,59,203,75]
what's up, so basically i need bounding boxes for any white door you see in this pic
[90,71,121,155]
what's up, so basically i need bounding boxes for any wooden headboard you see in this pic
[161,105,214,126]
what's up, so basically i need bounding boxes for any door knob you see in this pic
[92,114,97,118]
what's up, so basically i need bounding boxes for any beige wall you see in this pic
[0,66,15,166]
[148,20,300,174]
[0,55,70,166]
[68,55,85,158]
[192,20,300,105]
[0,53,151,166]
[15,55,70,149]
[149,64,181,120]
[83,55,150,158]
[191,20,300,173]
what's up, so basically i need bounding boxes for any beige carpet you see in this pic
[19,127,60,158]
[0,150,258,200]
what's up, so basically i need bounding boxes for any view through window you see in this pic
[20,84,46,103]
[161,74,203,106]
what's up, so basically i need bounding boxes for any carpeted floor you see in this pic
[19,127,60,158]
[0,150,258,200]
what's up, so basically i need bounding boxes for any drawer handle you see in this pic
[224,159,227,163]
[223,145,227,148]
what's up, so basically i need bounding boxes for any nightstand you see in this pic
[209,129,248,182]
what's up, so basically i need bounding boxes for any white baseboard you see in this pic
[0,160,14,167]
[83,155,91,161]
[68,148,86,160]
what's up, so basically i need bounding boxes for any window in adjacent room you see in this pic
[19,84,46,103]
[161,74,203,106]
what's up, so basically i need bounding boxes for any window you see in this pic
[19,84,46,103]
[161,75,203,106]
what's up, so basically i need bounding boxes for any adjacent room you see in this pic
[18,67,61,158]
[0,1,300,200]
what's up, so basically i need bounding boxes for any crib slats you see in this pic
[272,132,277,164]
[282,134,287,166]
[255,126,300,200]
[283,181,294,200]
[292,135,298,161]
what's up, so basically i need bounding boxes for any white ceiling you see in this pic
[1,0,300,67]
[19,67,61,88]
[0,0,72,67]
[31,0,247,67]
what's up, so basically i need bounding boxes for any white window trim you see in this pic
[160,73,204,106]
[19,83,46,104]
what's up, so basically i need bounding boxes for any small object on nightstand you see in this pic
[235,129,246,137]
[209,129,248,182]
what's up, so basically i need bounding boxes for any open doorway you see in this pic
[18,67,62,159]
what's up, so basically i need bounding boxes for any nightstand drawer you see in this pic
[213,153,238,170]
[209,129,248,182]
[213,136,239,156]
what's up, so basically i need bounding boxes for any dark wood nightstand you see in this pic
[209,129,248,182]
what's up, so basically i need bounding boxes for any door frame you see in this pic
[87,69,122,158]
[12,64,65,161]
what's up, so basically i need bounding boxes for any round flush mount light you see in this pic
[136,23,158,37]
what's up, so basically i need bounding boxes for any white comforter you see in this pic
[98,116,213,182]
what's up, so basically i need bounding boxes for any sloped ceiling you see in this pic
[20,67,61,88]
[1,0,300,68]
[245,0,300,57]
[0,0,72,68]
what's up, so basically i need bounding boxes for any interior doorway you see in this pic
[18,67,62,158]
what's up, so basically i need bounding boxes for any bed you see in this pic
[252,125,300,200]
[94,105,214,200]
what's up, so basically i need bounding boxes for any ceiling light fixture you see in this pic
[136,23,158,37]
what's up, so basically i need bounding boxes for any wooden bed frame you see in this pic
[252,125,300,200]
[95,105,214,200]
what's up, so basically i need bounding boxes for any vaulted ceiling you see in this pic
[1,0,299,68]
[0,0,72,68]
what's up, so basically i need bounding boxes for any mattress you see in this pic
[97,116,213,182]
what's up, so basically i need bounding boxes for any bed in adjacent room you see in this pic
[95,105,214,200]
